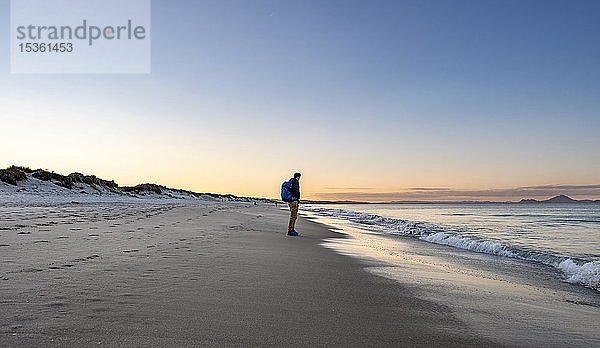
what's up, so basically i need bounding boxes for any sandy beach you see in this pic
[0,202,499,347]
[4,1,600,346]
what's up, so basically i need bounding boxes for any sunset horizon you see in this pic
[3,1,599,205]
[2,162,599,202]
[1,2,599,346]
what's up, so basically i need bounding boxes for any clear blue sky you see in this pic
[1,0,599,200]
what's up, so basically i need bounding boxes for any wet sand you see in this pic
[315,217,600,347]
[0,202,499,347]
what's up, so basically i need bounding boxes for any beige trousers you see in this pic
[288,201,299,232]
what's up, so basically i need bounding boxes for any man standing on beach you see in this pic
[286,172,301,236]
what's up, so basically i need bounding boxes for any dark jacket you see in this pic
[290,177,300,201]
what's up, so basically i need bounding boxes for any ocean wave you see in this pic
[419,232,517,258]
[303,205,599,292]
[557,259,600,290]
[550,218,600,224]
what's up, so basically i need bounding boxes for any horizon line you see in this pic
[3,164,600,203]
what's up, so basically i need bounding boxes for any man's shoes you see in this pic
[287,230,299,236]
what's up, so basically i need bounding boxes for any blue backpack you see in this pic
[281,180,296,202]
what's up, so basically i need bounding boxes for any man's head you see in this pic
[293,172,301,180]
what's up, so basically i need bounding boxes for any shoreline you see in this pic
[1,202,497,347]
[307,211,600,346]
[301,204,600,293]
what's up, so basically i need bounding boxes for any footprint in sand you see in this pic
[86,297,104,303]
[44,301,66,308]
[21,268,44,273]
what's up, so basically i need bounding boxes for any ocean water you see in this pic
[303,203,600,291]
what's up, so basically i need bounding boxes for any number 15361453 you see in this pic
[19,42,73,53]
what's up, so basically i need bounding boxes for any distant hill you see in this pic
[519,195,599,204]
[545,195,577,203]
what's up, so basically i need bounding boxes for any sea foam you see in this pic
[419,232,516,258]
[557,259,600,290]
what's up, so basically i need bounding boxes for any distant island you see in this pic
[519,194,600,204]
[304,195,600,205]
